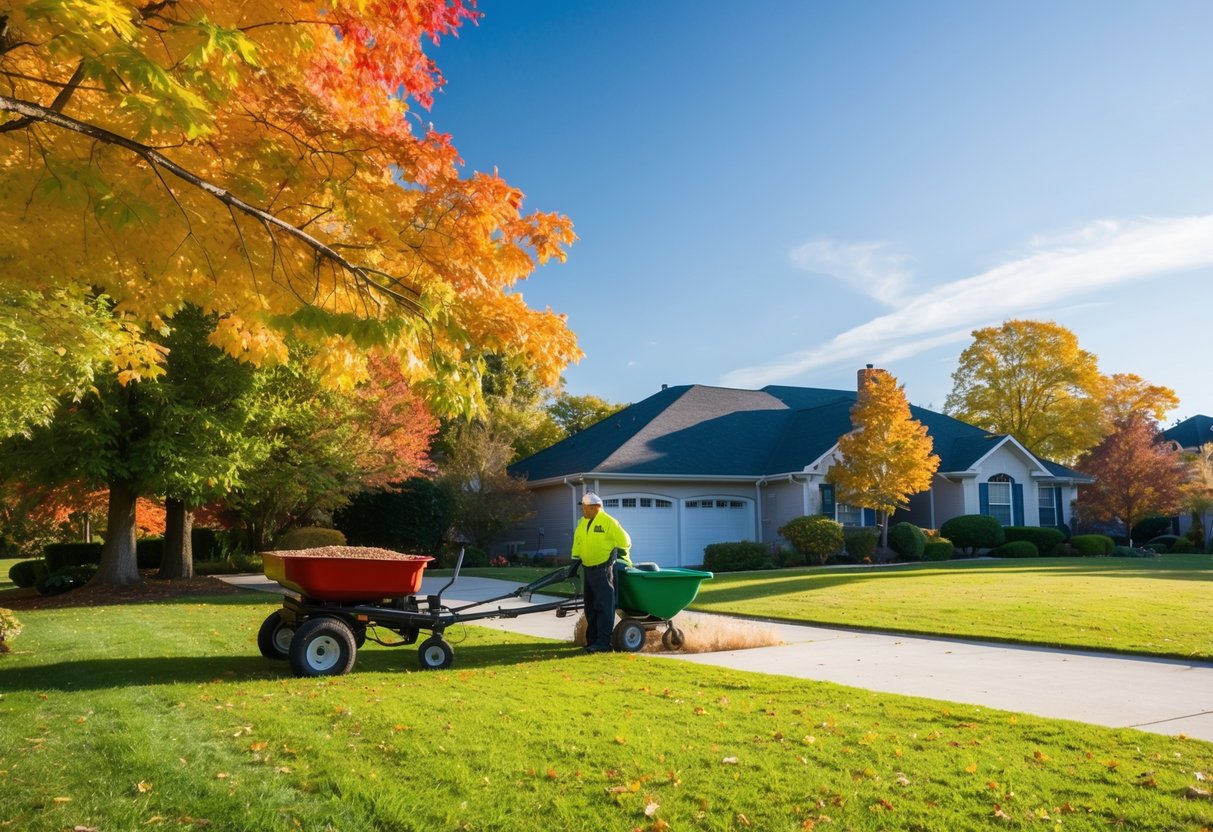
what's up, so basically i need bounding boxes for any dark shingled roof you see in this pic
[1162,415,1213,450]
[510,384,1085,482]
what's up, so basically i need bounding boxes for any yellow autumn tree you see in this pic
[827,369,939,549]
[0,1,580,416]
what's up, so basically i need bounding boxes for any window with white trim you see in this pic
[1038,486,1057,526]
[836,502,863,527]
[987,475,1013,525]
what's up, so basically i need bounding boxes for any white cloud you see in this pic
[725,214,1213,388]
[788,238,912,305]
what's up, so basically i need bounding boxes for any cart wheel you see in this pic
[257,611,295,660]
[612,619,647,653]
[661,627,685,651]
[418,636,454,671]
[288,617,357,677]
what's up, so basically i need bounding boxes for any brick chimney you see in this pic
[856,364,888,401]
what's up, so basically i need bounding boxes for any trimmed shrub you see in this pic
[275,527,347,551]
[1144,534,1181,553]
[8,559,47,588]
[36,564,97,596]
[0,607,21,654]
[779,516,844,566]
[191,527,223,562]
[844,528,880,561]
[1112,545,1158,558]
[43,542,103,571]
[704,542,774,572]
[1003,526,1065,556]
[775,546,806,568]
[1070,534,1115,557]
[1130,515,1173,546]
[136,537,163,569]
[1167,536,1196,554]
[334,477,454,555]
[923,540,955,561]
[887,522,927,560]
[992,540,1039,558]
[939,515,1005,554]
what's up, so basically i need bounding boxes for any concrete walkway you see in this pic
[221,573,1213,743]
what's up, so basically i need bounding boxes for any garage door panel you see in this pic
[682,498,753,566]
[603,496,678,568]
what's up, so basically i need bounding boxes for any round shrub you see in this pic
[704,542,774,572]
[887,522,927,560]
[1167,536,1196,553]
[275,527,347,550]
[1130,515,1173,546]
[939,515,1006,554]
[923,540,955,561]
[35,564,96,596]
[1112,545,1157,558]
[136,537,163,569]
[776,547,806,568]
[1003,526,1065,555]
[779,516,844,566]
[992,540,1039,558]
[1069,534,1115,557]
[844,528,880,561]
[8,559,47,588]
[0,607,22,654]
[1144,534,1181,553]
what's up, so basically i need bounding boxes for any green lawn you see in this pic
[691,555,1213,660]
[0,592,1210,831]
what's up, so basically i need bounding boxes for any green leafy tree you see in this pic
[827,369,939,549]
[437,414,535,552]
[1075,415,1187,538]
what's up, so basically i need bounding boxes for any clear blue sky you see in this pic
[424,1,1213,420]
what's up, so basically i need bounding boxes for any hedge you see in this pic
[887,522,927,560]
[923,540,955,561]
[1003,526,1065,555]
[275,527,346,550]
[992,540,1039,558]
[1070,534,1115,557]
[1130,515,1173,545]
[334,477,454,555]
[844,528,880,561]
[939,515,1005,554]
[704,542,773,572]
[44,542,103,570]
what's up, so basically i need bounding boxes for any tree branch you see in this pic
[0,93,424,315]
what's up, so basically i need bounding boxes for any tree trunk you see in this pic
[159,497,194,579]
[93,481,141,585]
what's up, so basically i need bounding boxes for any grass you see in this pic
[0,592,1211,831]
[691,555,1213,660]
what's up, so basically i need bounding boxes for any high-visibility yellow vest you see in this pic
[571,510,631,567]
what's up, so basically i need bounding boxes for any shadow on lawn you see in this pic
[0,641,577,692]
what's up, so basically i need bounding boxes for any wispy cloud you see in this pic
[724,214,1213,388]
[788,238,913,305]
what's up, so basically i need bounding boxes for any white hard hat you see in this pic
[581,492,604,506]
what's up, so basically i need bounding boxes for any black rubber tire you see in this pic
[612,619,646,653]
[352,624,367,648]
[288,617,358,677]
[418,635,454,670]
[257,610,295,660]
[661,627,685,651]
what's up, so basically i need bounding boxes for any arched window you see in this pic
[980,474,1022,526]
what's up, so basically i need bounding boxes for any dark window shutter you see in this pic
[979,483,990,515]
[863,508,877,526]
[1013,484,1024,526]
[819,484,835,517]
[1054,487,1064,526]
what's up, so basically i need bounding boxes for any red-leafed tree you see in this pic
[1075,415,1188,539]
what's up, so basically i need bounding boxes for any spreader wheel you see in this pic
[661,626,685,651]
[289,617,357,678]
[257,610,295,660]
[612,619,647,653]
[418,636,454,670]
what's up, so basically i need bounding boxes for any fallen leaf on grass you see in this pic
[736,813,750,826]
[644,800,659,818]
[1184,787,1211,800]
[52,797,71,804]
[135,780,152,794]
[721,757,739,765]
[73,826,99,832]
[965,763,978,774]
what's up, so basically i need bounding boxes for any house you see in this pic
[1161,415,1213,546]
[506,369,1090,567]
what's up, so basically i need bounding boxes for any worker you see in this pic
[571,492,632,653]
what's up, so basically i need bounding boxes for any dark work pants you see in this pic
[583,559,617,651]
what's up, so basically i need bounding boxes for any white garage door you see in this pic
[602,496,678,567]
[682,498,754,566]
